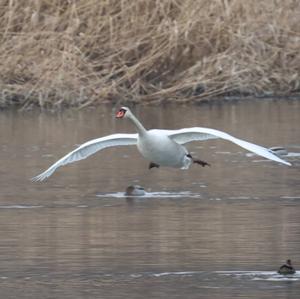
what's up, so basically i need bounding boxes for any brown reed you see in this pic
[0,0,299,109]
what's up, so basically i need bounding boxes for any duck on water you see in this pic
[125,185,145,196]
[32,107,291,182]
[278,259,296,275]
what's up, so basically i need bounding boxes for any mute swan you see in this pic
[32,106,291,181]
[125,185,146,196]
[278,259,296,275]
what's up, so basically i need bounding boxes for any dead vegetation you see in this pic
[0,0,299,109]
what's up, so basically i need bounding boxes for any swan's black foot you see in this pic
[193,159,210,167]
[149,162,160,169]
[187,154,210,167]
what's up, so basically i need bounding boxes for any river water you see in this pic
[0,100,299,298]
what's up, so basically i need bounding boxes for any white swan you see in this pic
[32,106,291,181]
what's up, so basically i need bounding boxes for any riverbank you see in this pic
[0,0,299,109]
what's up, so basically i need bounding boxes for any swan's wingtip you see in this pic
[30,174,47,182]
[280,160,292,166]
[30,176,40,182]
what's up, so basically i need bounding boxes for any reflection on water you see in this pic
[0,100,300,298]
[96,191,203,198]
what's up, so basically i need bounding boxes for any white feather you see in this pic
[167,127,291,166]
[32,133,137,181]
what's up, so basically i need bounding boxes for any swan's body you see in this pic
[32,107,291,181]
[137,129,191,168]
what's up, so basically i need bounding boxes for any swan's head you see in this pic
[116,107,131,119]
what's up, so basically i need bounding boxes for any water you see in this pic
[0,100,299,298]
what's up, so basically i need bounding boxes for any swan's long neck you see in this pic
[127,112,147,135]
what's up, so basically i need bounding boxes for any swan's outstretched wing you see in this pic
[32,133,138,181]
[167,127,291,166]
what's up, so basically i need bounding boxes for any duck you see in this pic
[269,146,288,156]
[278,259,296,275]
[125,185,146,196]
[32,106,291,181]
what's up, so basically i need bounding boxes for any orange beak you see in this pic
[116,110,125,118]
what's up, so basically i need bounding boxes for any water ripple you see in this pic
[96,191,202,198]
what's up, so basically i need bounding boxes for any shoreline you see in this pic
[0,93,299,112]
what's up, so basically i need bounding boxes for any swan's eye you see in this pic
[116,108,127,118]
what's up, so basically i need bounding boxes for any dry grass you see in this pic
[0,0,300,109]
